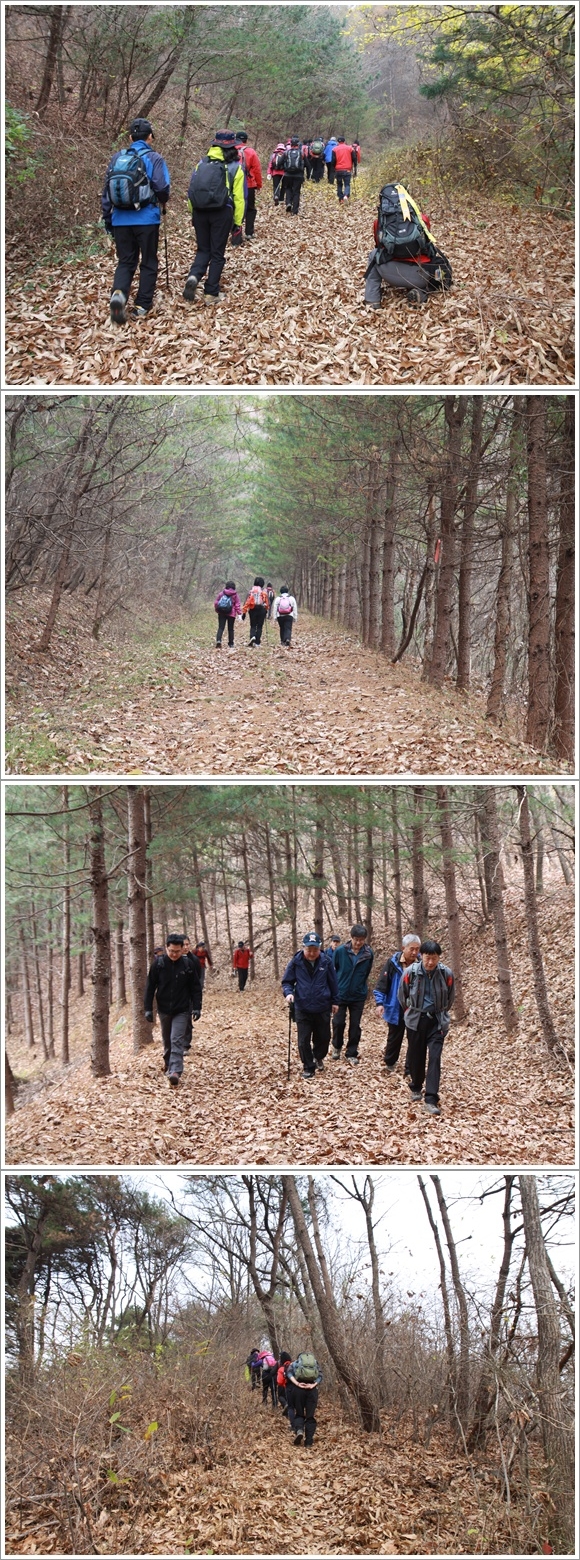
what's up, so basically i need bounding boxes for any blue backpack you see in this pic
[108,148,153,210]
[382,955,404,1024]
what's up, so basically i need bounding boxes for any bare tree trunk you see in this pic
[412,786,425,938]
[390,790,403,947]
[553,395,574,762]
[363,797,374,941]
[479,789,519,1033]
[516,787,559,1052]
[380,439,399,656]
[191,840,212,958]
[61,785,70,1064]
[20,923,35,1050]
[240,831,255,981]
[89,790,111,1077]
[115,919,127,1006]
[312,793,325,939]
[525,397,551,750]
[46,922,55,1056]
[436,787,466,1021]
[519,1176,574,1552]
[487,404,520,722]
[35,5,66,115]
[348,1177,386,1385]
[432,1176,470,1430]
[77,949,84,998]
[328,827,348,919]
[418,1177,455,1420]
[142,788,155,965]
[220,844,234,962]
[468,1176,515,1448]
[284,826,298,949]
[6,1051,16,1117]
[264,825,280,980]
[424,398,468,686]
[127,787,152,1052]
[456,396,484,691]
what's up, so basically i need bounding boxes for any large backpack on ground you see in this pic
[277,593,293,615]
[108,148,154,210]
[310,138,324,156]
[284,147,304,175]
[188,156,236,210]
[376,183,434,262]
[294,1352,319,1383]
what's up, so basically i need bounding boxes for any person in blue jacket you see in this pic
[373,934,420,1072]
[281,932,339,1080]
[102,117,170,325]
[324,136,338,183]
[331,924,374,1066]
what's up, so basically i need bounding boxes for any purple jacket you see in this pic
[214,587,241,618]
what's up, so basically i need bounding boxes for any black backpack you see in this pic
[376,183,434,262]
[108,147,154,210]
[188,156,237,211]
[284,147,303,175]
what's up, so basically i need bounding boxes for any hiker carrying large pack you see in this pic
[287,1353,323,1448]
[282,137,304,216]
[183,130,245,306]
[267,144,287,204]
[374,934,420,1072]
[309,137,326,183]
[282,933,339,1080]
[102,117,170,325]
[398,939,455,1116]
[365,182,452,309]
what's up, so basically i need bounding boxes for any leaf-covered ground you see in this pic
[4,183,574,387]
[6,885,574,1169]
[5,595,564,778]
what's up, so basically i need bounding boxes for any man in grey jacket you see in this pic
[398,939,455,1116]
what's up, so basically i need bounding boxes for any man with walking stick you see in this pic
[281,933,339,1081]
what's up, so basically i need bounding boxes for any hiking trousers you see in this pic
[296,1009,331,1074]
[278,616,293,645]
[336,170,351,200]
[272,173,284,203]
[249,605,267,643]
[332,997,365,1058]
[262,1373,277,1407]
[190,205,233,295]
[384,1015,410,1072]
[112,223,159,311]
[365,255,430,306]
[406,1013,444,1104]
[159,1009,190,1077]
[216,612,235,646]
[283,174,302,214]
[326,162,336,183]
[288,1384,318,1445]
[245,187,257,237]
[311,160,325,183]
[237,967,249,991]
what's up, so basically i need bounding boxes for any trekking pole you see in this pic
[287,1002,295,1079]
[163,208,170,290]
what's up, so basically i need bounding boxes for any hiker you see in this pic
[266,582,276,617]
[309,136,326,182]
[193,940,213,988]
[331,923,374,1066]
[102,117,170,325]
[365,182,452,309]
[326,934,341,958]
[399,938,455,1117]
[214,580,242,648]
[332,136,358,202]
[373,933,421,1072]
[144,933,202,1087]
[233,941,253,990]
[183,130,245,306]
[277,1352,292,1415]
[324,136,338,182]
[282,136,304,215]
[260,1349,278,1407]
[273,585,298,647]
[286,1352,322,1448]
[267,144,286,204]
[281,932,339,1081]
[235,131,262,239]
[246,1348,262,1390]
[181,935,200,1052]
[352,139,361,174]
[241,576,270,645]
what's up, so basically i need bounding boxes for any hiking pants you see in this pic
[296,1008,331,1074]
[406,1013,444,1105]
[278,616,293,645]
[184,1004,193,1053]
[272,173,284,203]
[112,223,159,311]
[384,1015,410,1072]
[245,186,257,237]
[262,1372,277,1407]
[311,159,325,183]
[216,612,235,646]
[283,174,302,214]
[249,605,267,644]
[304,155,313,180]
[237,967,249,991]
[365,255,430,306]
[190,205,233,296]
[289,1385,318,1445]
[326,162,336,183]
[336,170,351,200]
[332,997,365,1058]
[250,1365,261,1391]
[159,1009,190,1077]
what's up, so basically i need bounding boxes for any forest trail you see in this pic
[5,183,574,388]
[5,598,561,778]
[6,885,574,1169]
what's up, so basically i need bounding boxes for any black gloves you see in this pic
[192,1011,201,1022]
[145,1011,153,1022]
[231,226,244,246]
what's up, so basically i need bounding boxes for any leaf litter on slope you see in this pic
[4,185,573,387]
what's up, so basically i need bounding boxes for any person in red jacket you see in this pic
[235,131,262,239]
[267,144,286,204]
[331,137,358,202]
[233,941,253,991]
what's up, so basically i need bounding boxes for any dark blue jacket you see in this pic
[333,941,374,1002]
[281,951,338,1013]
[102,140,170,228]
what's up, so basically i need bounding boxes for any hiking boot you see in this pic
[315,1059,325,1072]
[293,1433,303,1446]
[346,1056,360,1067]
[365,300,381,310]
[408,1085,422,1101]
[331,1045,341,1061]
[423,1100,441,1117]
[385,1062,397,1074]
[183,273,199,302]
[302,1069,316,1081]
[204,292,219,306]
[407,287,427,308]
[249,636,256,646]
[168,1074,180,1088]
[131,305,148,319]
[110,290,127,325]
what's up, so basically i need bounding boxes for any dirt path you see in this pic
[5,599,562,778]
[5,184,573,387]
[6,888,574,1169]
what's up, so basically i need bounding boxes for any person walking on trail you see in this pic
[144,933,202,1087]
[326,933,341,958]
[260,1350,278,1407]
[267,144,287,204]
[282,137,305,215]
[373,933,420,1073]
[352,140,361,174]
[181,935,201,1053]
[277,1352,292,1415]
[332,137,358,202]
[233,941,253,990]
[273,586,298,647]
[246,1348,262,1390]
[309,137,326,182]
[331,924,374,1066]
[241,576,270,646]
[324,136,338,183]
[286,1353,322,1447]
[214,580,242,647]
[281,932,339,1081]
[102,117,170,326]
[364,182,452,310]
[191,940,213,988]
[183,130,245,306]
[266,581,275,617]
[235,131,262,239]
[399,938,455,1117]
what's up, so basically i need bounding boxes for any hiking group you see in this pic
[213,577,297,649]
[143,927,455,1115]
[246,1343,322,1449]
[101,117,452,322]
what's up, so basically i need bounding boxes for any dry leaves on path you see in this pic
[5,186,574,387]
[5,596,563,779]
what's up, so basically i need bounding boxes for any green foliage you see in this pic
[5,103,41,186]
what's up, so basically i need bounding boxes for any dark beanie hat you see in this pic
[130,117,154,141]
[214,129,237,147]
[235,130,248,144]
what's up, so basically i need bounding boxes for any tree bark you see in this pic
[115,919,127,1006]
[390,790,403,947]
[525,396,551,750]
[5,1051,16,1117]
[424,398,467,686]
[418,1176,455,1420]
[516,787,559,1052]
[479,789,519,1033]
[61,785,70,1064]
[89,790,111,1078]
[143,788,155,964]
[519,1176,574,1552]
[264,824,280,981]
[552,395,574,762]
[456,396,484,691]
[312,793,325,939]
[35,5,66,115]
[380,439,399,656]
[127,787,152,1052]
[411,786,425,938]
[240,831,255,981]
[432,1176,470,1430]
[436,787,466,1021]
[468,1176,515,1448]
[486,404,520,722]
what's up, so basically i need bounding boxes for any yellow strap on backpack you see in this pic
[395,183,436,246]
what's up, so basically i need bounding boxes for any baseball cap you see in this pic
[303,932,322,947]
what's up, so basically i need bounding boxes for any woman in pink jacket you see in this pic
[214,581,242,648]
